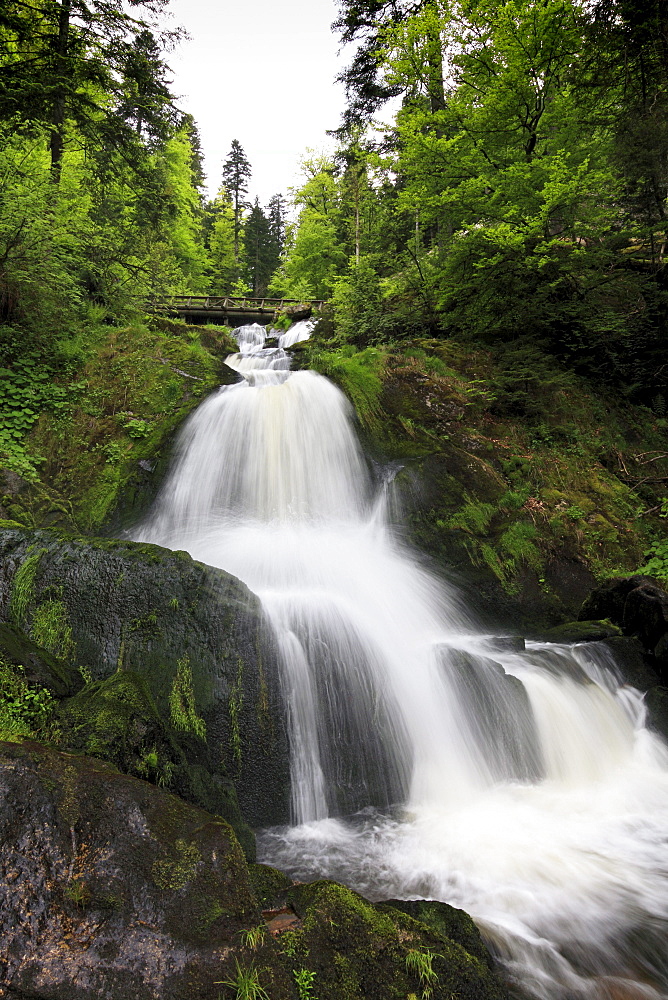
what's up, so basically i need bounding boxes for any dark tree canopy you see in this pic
[0,0,179,180]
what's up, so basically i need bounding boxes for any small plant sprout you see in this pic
[293,967,317,1000]
[215,959,270,1000]
[239,924,266,950]
[405,947,440,1000]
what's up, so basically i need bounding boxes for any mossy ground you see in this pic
[1,316,236,533]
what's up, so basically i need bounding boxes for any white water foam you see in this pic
[133,322,668,999]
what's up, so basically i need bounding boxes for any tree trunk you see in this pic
[49,0,72,183]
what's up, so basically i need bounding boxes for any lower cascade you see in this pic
[134,322,668,1000]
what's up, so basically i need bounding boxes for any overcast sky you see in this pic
[162,0,349,206]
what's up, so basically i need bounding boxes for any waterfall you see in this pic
[134,322,668,1000]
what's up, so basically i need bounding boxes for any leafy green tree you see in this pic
[332,0,445,133]
[275,157,347,299]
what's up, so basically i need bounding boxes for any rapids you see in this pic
[133,322,668,1000]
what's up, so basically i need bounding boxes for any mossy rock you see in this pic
[248,862,295,909]
[379,898,494,970]
[0,622,82,698]
[283,880,509,1000]
[0,740,298,1000]
[57,669,255,859]
[0,527,290,827]
[532,620,623,644]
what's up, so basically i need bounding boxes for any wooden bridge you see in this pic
[147,295,324,325]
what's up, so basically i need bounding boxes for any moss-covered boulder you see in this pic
[0,622,82,698]
[282,880,509,1000]
[0,527,290,827]
[0,740,296,1000]
[0,743,511,1000]
[56,669,255,857]
[532,620,623,644]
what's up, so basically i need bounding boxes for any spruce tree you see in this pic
[244,198,272,296]
[221,139,252,260]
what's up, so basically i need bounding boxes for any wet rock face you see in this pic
[578,577,668,739]
[580,575,668,681]
[0,528,290,827]
[0,741,278,1000]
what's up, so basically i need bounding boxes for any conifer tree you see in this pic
[244,198,273,296]
[0,0,178,182]
[221,139,252,260]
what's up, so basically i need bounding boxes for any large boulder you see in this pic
[283,881,509,1000]
[579,575,658,624]
[579,575,668,682]
[0,622,82,698]
[0,528,290,828]
[0,740,295,1000]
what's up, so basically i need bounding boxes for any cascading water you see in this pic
[134,321,668,1000]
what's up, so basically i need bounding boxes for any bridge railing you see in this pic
[147,295,325,313]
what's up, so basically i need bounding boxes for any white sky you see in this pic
[162,0,349,206]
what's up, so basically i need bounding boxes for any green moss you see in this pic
[282,880,507,1000]
[229,657,244,768]
[80,465,122,530]
[10,547,47,625]
[448,498,496,535]
[169,656,206,740]
[152,837,201,890]
[537,620,623,643]
[247,863,293,909]
[499,522,541,573]
[31,599,75,660]
[4,319,224,533]
[310,346,387,431]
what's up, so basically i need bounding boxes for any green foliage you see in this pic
[121,417,152,439]
[637,500,668,581]
[294,967,318,1000]
[10,548,47,626]
[404,948,439,1000]
[239,925,267,951]
[228,658,244,768]
[327,0,668,403]
[169,656,206,740]
[638,540,668,583]
[448,499,496,536]
[222,139,252,260]
[216,960,270,1000]
[499,522,542,574]
[31,600,75,660]
[207,189,241,294]
[332,257,395,346]
[274,156,348,299]
[0,659,57,740]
